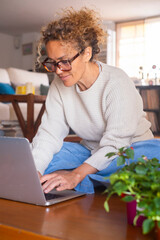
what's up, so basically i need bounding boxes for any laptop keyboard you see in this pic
[45,193,65,200]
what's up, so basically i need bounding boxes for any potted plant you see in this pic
[104,147,160,236]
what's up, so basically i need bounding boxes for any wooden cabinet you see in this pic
[136,85,160,135]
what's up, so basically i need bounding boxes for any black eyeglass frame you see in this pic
[42,49,84,72]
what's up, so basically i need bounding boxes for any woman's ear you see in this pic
[83,47,92,62]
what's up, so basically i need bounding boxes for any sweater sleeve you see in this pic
[31,81,69,174]
[84,70,146,170]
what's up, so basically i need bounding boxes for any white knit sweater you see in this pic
[32,62,153,174]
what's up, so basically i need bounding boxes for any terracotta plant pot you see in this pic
[126,199,146,227]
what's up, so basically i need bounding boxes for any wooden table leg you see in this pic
[26,94,34,142]
[0,94,79,143]
[0,94,46,142]
[11,100,26,137]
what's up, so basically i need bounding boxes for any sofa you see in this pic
[0,68,49,122]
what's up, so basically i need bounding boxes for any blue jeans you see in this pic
[44,139,160,194]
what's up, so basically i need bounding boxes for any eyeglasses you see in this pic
[42,49,84,72]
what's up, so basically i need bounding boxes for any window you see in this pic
[116,17,160,82]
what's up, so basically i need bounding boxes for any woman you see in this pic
[32,7,160,194]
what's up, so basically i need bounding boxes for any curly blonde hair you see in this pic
[37,7,106,65]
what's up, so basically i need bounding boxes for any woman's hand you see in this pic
[38,171,42,178]
[40,170,81,193]
[40,163,98,193]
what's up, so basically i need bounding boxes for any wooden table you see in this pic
[0,94,82,143]
[0,187,154,240]
[0,94,46,142]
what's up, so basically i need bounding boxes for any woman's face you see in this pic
[46,40,88,87]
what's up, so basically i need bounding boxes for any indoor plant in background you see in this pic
[104,147,160,236]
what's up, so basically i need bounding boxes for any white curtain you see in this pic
[144,17,160,81]
[116,17,160,80]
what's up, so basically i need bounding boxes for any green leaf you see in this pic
[142,219,155,234]
[135,165,148,175]
[103,189,109,194]
[104,200,109,212]
[105,152,116,158]
[157,221,160,228]
[122,195,135,202]
[125,148,134,160]
[151,183,160,191]
[141,181,151,188]
[117,156,125,166]
[138,201,148,209]
[137,157,146,164]
[133,215,140,226]
[109,173,119,184]
[113,181,128,195]
[150,158,159,166]
[119,147,126,154]
[154,198,160,208]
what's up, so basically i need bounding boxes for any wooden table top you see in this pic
[0,94,46,103]
[0,187,154,240]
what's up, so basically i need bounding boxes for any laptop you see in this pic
[0,137,85,206]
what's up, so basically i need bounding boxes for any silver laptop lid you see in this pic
[0,137,85,206]
[0,137,46,205]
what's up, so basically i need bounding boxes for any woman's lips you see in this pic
[59,74,70,81]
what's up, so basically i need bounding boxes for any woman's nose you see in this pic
[55,66,63,75]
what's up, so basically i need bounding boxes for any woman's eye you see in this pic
[61,60,68,64]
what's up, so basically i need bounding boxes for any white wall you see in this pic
[0,32,41,70]
[0,33,21,68]
[0,33,13,68]
[21,32,41,70]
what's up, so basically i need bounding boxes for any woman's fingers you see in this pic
[43,179,62,193]
[40,173,57,184]
[41,175,62,193]
[40,171,81,193]
[56,183,68,191]
[38,171,42,178]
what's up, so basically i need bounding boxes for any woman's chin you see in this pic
[62,80,75,87]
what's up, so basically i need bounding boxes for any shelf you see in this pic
[143,109,159,112]
[137,86,160,134]
[136,85,160,90]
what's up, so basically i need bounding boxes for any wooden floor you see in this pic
[0,186,155,240]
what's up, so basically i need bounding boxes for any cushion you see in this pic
[7,68,49,95]
[0,83,15,94]
[0,68,11,84]
[40,84,49,95]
